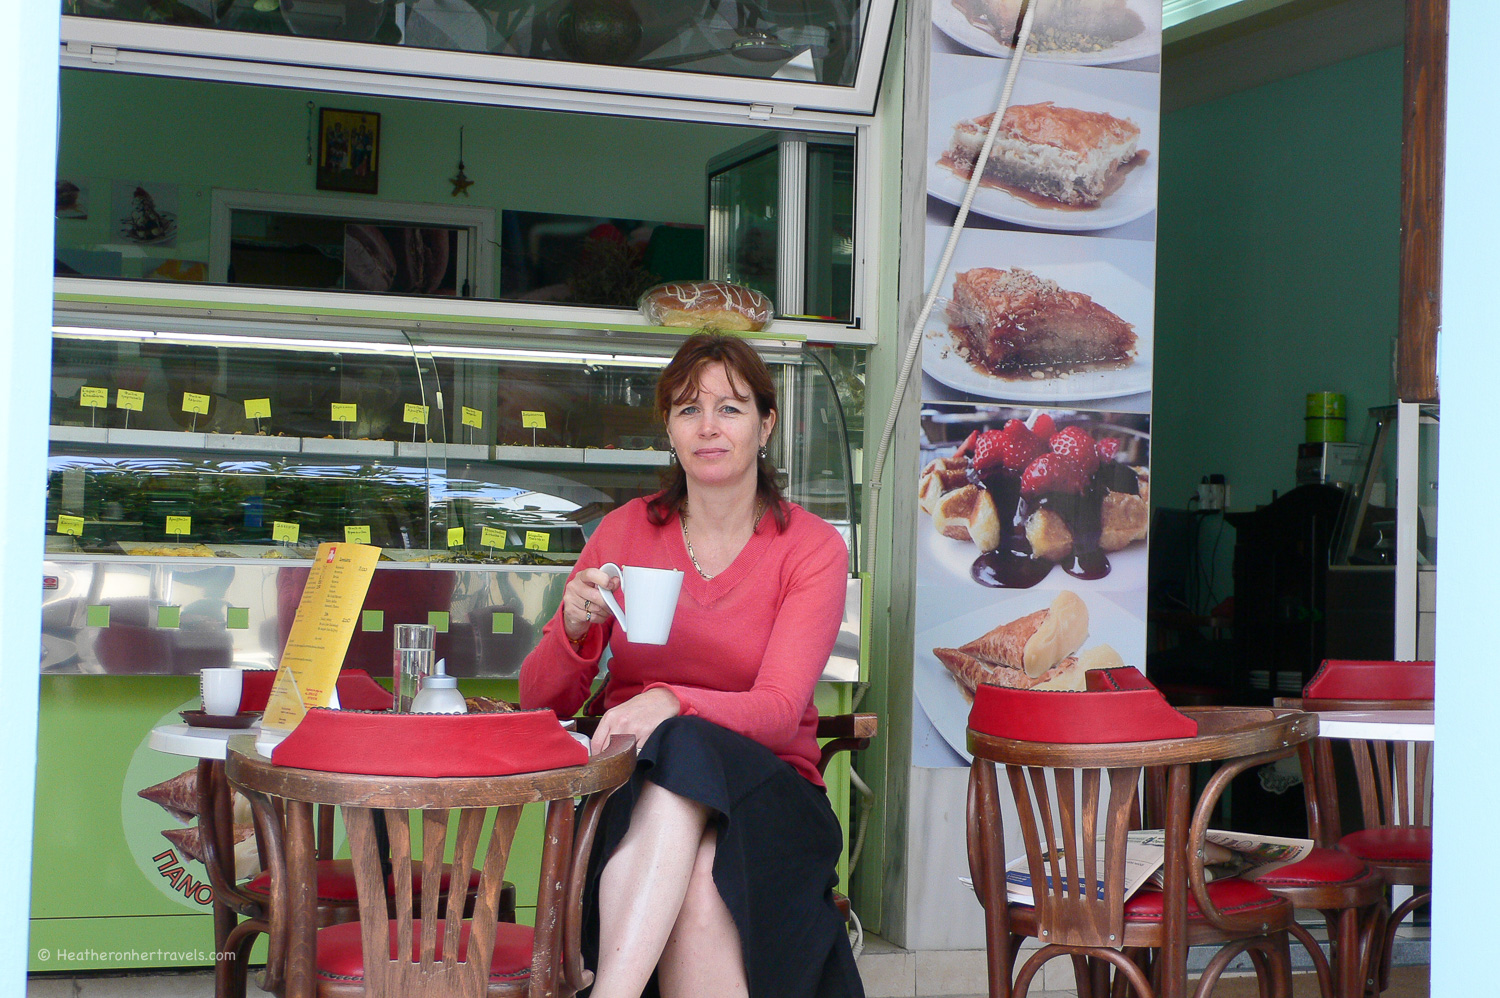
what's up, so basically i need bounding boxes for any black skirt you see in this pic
[582,716,865,998]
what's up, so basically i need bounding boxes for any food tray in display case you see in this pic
[43,312,860,676]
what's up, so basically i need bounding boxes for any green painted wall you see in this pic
[1153,45,1404,547]
[55,69,761,282]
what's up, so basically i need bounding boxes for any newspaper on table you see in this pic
[960,829,1313,906]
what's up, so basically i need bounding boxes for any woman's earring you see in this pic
[669,448,678,463]
[759,445,768,459]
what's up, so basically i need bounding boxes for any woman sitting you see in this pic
[520,331,862,998]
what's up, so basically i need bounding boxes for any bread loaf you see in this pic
[638,281,774,332]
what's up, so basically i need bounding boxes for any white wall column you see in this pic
[1433,1,1500,988]
[1,2,60,989]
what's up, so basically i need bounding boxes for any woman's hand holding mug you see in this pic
[563,567,620,642]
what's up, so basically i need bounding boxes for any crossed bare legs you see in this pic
[588,780,751,998]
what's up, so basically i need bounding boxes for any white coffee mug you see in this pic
[200,668,244,716]
[596,563,685,645]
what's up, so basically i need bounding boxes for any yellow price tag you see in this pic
[344,525,372,544]
[461,407,483,429]
[244,398,271,420]
[447,527,465,548]
[524,531,550,552]
[56,515,85,537]
[521,410,547,429]
[403,403,429,424]
[182,392,211,415]
[165,515,192,536]
[331,403,358,423]
[272,521,300,544]
[79,387,109,408]
[116,390,145,412]
[479,526,505,548]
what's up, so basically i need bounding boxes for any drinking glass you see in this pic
[393,624,436,713]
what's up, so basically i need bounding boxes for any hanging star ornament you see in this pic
[449,126,474,196]
[450,166,474,197]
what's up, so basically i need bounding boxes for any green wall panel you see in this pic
[1154,46,1404,518]
[1153,45,1404,596]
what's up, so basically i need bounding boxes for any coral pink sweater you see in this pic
[519,498,848,786]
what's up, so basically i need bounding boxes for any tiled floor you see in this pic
[27,926,1430,998]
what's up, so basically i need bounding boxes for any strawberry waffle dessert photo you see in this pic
[919,405,1148,588]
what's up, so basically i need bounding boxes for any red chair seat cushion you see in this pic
[1244,847,1370,888]
[245,860,482,903]
[1341,827,1432,865]
[315,919,533,983]
[1124,878,1282,922]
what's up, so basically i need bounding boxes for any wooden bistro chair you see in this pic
[204,672,508,998]
[227,709,634,998]
[1291,659,1435,995]
[571,711,878,921]
[966,671,1315,998]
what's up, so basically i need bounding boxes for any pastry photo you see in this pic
[917,404,1149,591]
[914,587,1145,761]
[941,102,1143,209]
[933,0,1162,68]
[927,57,1158,232]
[921,226,1153,402]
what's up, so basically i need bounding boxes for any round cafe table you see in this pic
[149,719,266,998]
[1312,708,1434,742]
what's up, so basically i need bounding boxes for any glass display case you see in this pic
[43,313,859,675]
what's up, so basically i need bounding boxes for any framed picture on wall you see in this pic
[317,108,380,195]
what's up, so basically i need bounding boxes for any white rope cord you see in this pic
[863,1,1038,578]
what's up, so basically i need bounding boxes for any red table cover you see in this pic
[1304,659,1434,701]
[271,707,588,777]
[969,670,1198,744]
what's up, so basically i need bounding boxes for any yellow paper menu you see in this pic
[261,542,383,737]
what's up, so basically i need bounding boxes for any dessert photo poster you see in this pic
[913,0,1162,768]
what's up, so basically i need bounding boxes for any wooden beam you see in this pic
[1397,0,1447,402]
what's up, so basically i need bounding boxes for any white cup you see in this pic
[200,668,244,716]
[596,563,684,645]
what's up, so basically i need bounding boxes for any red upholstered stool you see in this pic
[315,920,535,994]
[1342,827,1431,867]
[1247,848,1385,998]
[1123,878,1289,924]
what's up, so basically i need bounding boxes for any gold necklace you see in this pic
[681,498,765,580]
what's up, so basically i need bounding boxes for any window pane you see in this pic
[63,0,871,87]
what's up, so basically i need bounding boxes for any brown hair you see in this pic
[646,331,788,531]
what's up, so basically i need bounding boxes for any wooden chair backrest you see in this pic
[1284,696,1434,846]
[229,736,634,998]
[1004,761,1140,948]
[1308,696,1434,834]
[350,802,519,996]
